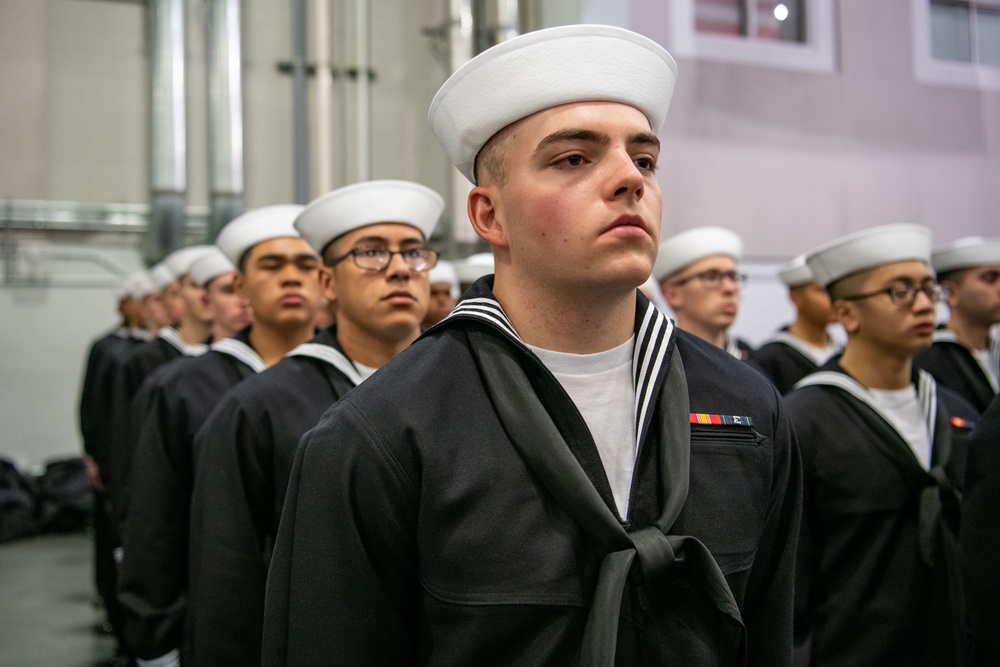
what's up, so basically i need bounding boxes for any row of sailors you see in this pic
[75,23,1000,667]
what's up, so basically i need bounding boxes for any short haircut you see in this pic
[474,124,515,187]
[827,269,870,302]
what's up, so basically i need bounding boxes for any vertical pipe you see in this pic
[291,0,310,203]
[315,0,334,193]
[206,0,245,241]
[449,0,476,245]
[518,0,540,34]
[145,0,187,266]
[354,0,371,181]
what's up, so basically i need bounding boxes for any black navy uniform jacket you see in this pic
[79,327,148,473]
[749,328,834,395]
[187,326,359,667]
[960,395,1000,667]
[262,278,801,667]
[914,329,998,413]
[785,360,979,667]
[118,327,263,662]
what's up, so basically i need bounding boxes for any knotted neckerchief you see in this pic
[467,327,746,666]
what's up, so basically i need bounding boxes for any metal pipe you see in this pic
[146,0,188,266]
[291,0,310,203]
[314,0,335,193]
[449,0,476,245]
[354,0,371,180]
[206,0,246,240]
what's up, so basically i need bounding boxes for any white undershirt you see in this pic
[797,340,838,366]
[528,339,637,519]
[354,361,378,381]
[869,386,933,470]
[971,346,1000,393]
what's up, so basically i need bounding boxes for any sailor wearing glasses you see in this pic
[785,223,979,667]
[914,237,1000,413]
[186,180,442,666]
[653,226,754,361]
[264,25,799,666]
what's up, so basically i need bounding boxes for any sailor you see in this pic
[750,254,838,393]
[118,206,323,667]
[785,223,979,667]
[454,250,494,293]
[264,25,799,666]
[187,246,253,342]
[186,179,442,666]
[78,270,154,656]
[959,395,1000,666]
[653,226,754,360]
[423,258,460,327]
[914,236,1000,412]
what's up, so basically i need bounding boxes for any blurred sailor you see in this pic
[423,258,459,327]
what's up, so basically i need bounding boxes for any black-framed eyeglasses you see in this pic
[671,269,747,291]
[328,247,439,272]
[842,282,943,307]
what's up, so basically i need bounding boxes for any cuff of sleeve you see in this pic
[137,649,180,667]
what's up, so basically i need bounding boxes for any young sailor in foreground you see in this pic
[914,236,1000,413]
[653,226,754,361]
[263,25,799,667]
[186,180,442,666]
[750,254,839,394]
[785,223,979,667]
[118,206,323,667]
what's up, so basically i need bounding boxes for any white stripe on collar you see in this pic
[129,327,154,341]
[158,326,208,356]
[932,328,958,344]
[770,330,837,366]
[286,343,364,386]
[934,328,1000,392]
[448,294,675,454]
[795,369,938,456]
[724,335,743,360]
[210,337,266,373]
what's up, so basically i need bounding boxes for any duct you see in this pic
[314,0,335,194]
[206,0,246,241]
[291,0,310,204]
[448,0,476,245]
[145,0,188,266]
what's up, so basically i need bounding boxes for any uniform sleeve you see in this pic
[262,398,420,666]
[740,388,803,667]
[79,341,105,459]
[960,397,1000,666]
[118,383,193,662]
[187,393,273,667]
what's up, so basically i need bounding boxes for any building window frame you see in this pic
[667,0,837,73]
[913,0,1000,90]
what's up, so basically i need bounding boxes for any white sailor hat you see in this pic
[119,271,155,300]
[149,263,176,291]
[455,252,495,284]
[778,254,814,287]
[216,205,305,266]
[294,180,444,255]
[163,244,215,278]
[805,223,932,289]
[429,24,679,184]
[190,247,237,287]
[428,259,460,299]
[932,236,1000,274]
[653,226,743,282]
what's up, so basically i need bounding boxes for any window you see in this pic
[667,0,836,72]
[914,0,1000,89]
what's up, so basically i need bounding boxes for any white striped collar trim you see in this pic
[210,337,266,373]
[794,369,938,457]
[129,327,154,341]
[286,343,364,386]
[724,335,743,360]
[770,331,838,366]
[932,328,958,344]
[448,295,674,453]
[158,326,208,357]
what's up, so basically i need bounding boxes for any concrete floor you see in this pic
[0,532,117,666]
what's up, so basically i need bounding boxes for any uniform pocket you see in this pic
[677,426,772,574]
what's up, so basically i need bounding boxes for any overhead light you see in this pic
[774,3,789,21]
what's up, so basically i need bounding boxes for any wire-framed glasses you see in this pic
[842,282,943,307]
[671,269,747,291]
[328,247,438,272]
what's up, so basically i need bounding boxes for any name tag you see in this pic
[689,413,753,427]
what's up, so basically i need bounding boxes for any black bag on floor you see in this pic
[35,457,93,534]
[0,458,39,543]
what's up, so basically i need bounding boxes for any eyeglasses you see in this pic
[842,282,943,307]
[328,247,439,272]
[671,269,747,290]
